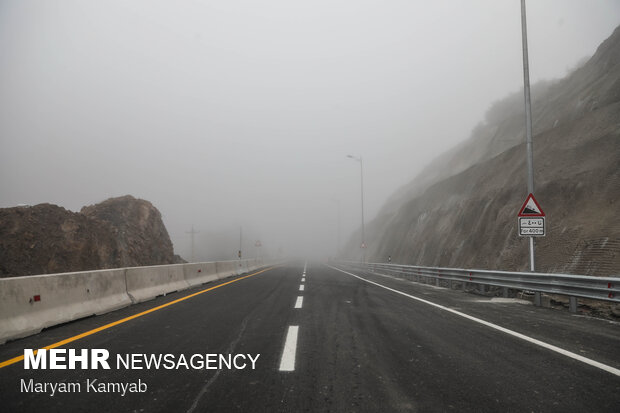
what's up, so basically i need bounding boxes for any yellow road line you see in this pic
[0,266,275,369]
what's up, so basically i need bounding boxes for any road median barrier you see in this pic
[125,264,189,303]
[0,259,271,344]
[216,260,238,279]
[183,262,219,287]
[0,269,130,344]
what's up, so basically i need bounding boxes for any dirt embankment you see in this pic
[0,195,176,277]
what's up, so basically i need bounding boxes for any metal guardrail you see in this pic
[337,261,619,313]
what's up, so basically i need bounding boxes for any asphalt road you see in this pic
[1,262,619,412]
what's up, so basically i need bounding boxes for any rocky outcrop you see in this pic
[0,204,120,277]
[81,195,174,268]
[0,196,175,277]
[351,25,620,276]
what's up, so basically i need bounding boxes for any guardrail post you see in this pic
[503,287,509,298]
[464,272,472,291]
[436,270,440,287]
[534,292,541,307]
[569,296,577,313]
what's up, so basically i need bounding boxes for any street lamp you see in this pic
[521,0,536,272]
[185,225,199,262]
[330,198,341,256]
[347,155,366,262]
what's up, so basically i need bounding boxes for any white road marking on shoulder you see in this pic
[328,265,620,378]
[474,298,531,305]
[279,325,299,372]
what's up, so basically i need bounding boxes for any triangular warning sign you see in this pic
[518,193,545,217]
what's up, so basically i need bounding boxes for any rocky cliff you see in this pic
[81,195,174,268]
[0,195,176,277]
[352,25,620,276]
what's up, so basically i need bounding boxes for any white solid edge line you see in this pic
[299,285,305,291]
[279,325,299,371]
[294,296,304,309]
[328,265,620,378]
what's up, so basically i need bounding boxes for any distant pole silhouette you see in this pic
[331,198,342,256]
[347,155,366,263]
[238,226,242,260]
[186,225,199,262]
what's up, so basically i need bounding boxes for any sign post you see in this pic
[517,193,545,306]
[520,1,537,272]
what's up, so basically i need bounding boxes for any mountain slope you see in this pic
[354,25,620,276]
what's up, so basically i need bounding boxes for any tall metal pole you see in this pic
[347,155,366,263]
[360,158,366,263]
[521,0,535,272]
[336,199,341,255]
[331,198,342,255]
[239,226,242,260]
[186,225,199,262]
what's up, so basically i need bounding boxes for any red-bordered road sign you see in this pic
[518,193,545,217]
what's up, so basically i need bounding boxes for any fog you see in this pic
[1,1,619,261]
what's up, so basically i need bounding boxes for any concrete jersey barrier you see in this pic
[0,259,270,344]
[216,260,238,279]
[125,264,188,304]
[0,268,131,344]
[183,262,218,287]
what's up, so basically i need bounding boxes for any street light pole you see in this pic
[239,226,242,260]
[330,198,342,256]
[521,0,536,272]
[347,155,366,263]
[337,199,342,256]
[185,225,199,262]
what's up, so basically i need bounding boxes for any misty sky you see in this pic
[1,1,619,261]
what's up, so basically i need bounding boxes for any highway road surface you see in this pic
[1,262,619,412]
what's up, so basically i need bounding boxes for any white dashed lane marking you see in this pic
[279,325,299,371]
[294,296,303,309]
[279,264,306,373]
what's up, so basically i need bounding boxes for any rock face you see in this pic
[349,25,620,276]
[0,204,120,277]
[0,196,175,277]
[81,196,174,268]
